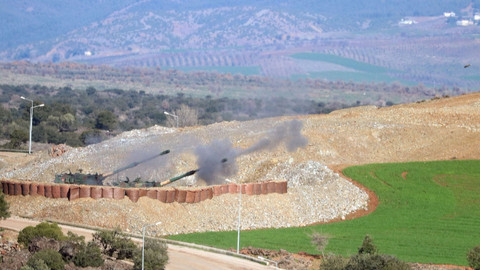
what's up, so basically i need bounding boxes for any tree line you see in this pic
[0,84,353,149]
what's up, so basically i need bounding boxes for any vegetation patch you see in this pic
[290,53,388,74]
[167,66,261,76]
[168,160,480,266]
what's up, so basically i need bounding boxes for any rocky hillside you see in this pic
[0,92,479,236]
[2,1,480,87]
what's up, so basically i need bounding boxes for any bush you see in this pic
[321,253,411,270]
[468,246,480,270]
[0,188,10,219]
[133,238,169,270]
[321,254,348,270]
[358,235,377,255]
[115,237,137,260]
[310,231,329,256]
[27,249,64,270]
[73,241,104,267]
[18,222,65,247]
[8,129,28,149]
[93,228,137,260]
[345,254,411,270]
[59,232,87,262]
[20,258,49,270]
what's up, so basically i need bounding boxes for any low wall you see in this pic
[0,180,288,204]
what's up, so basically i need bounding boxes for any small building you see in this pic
[399,18,417,25]
[474,13,480,21]
[84,51,92,56]
[456,19,474,26]
[444,12,456,17]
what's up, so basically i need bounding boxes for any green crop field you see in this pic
[289,52,415,85]
[291,53,388,73]
[168,160,480,266]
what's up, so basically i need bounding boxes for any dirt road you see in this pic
[0,217,272,270]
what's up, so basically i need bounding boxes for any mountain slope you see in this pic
[1,0,480,87]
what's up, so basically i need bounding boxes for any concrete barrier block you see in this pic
[8,182,15,195]
[14,183,22,195]
[185,190,196,203]
[253,183,262,195]
[176,189,187,203]
[102,187,113,199]
[44,185,53,198]
[267,182,276,193]
[91,187,102,199]
[60,185,70,198]
[166,189,176,203]
[157,189,167,203]
[51,185,61,198]
[213,186,223,196]
[245,183,254,195]
[126,189,140,202]
[21,183,30,196]
[113,187,125,200]
[79,186,91,198]
[146,189,157,199]
[69,186,80,201]
[30,183,38,196]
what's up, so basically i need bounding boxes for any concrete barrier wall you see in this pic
[0,179,288,204]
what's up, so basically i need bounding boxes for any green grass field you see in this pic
[168,160,480,266]
[291,53,388,73]
[289,52,415,85]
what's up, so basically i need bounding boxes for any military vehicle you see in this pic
[55,151,228,188]
[54,150,171,186]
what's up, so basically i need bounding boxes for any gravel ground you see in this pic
[4,159,368,236]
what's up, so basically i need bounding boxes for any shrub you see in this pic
[20,258,49,270]
[0,188,10,220]
[321,254,348,270]
[8,129,28,149]
[133,238,168,270]
[27,249,64,270]
[18,222,65,247]
[310,231,329,256]
[114,237,137,260]
[73,242,104,267]
[345,254,411,270]
[56,231,87,262]
[321,253,411,270]
[93,228,137,260]
[358,234,377,255]
[467,246,480,270]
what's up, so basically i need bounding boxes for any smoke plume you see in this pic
[194,119,308,185]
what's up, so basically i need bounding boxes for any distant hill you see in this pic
[1,0,480,88]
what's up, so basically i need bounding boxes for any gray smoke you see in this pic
[194,139,239,185]
[194,119,308,185]
[240,119,308,155]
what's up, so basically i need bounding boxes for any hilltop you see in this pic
[0,92,479,238]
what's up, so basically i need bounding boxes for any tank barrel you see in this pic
[160,169,198,186]
[102,150,170,180]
